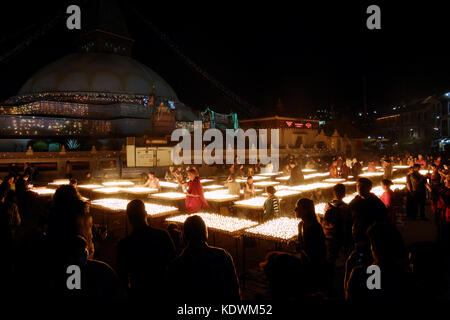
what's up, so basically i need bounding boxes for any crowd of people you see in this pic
[0,152,449,302]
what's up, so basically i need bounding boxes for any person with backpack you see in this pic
[406,164,427,220]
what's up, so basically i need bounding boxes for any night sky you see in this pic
[1,1,449,118]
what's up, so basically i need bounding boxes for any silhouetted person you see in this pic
[408,242,448,299]
[0,189,21,290]
[83,171,93,183]
[69,178,78,189]
[328,183,352,254]
[351,158,362,178]
[407,164,427,220]
[322,203,344,266]
[349,178,388,244]
[346,223,411,301]
[117,199,175,300]
[0,190,21,240]
[65,160,72,179]
[295,198,327,266]
[15,174,30,196]
[18,189,121,299]
[0,175,15,195]
[169,215,240,302]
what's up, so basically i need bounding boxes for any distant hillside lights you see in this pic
[171,121,279,171]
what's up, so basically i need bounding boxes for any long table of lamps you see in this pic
[288,182,335,192]
[235,176,270,183]
[253,180,280,188]
[358,172,384,178]
[166,213,258,235]
[91,198,178,218]
[89,198,178,238]
[205,187,263,197]
[203,190,241,203]
[31,187,56,196]
[102,181,135,187]
[243,217,301,242]
[261,189,302,199]
[159,181,180,189]
[78,184,104,189]
[203,184,226,191]
[392,177,407,184]
[254,171,284,177]
[47,179,70,187]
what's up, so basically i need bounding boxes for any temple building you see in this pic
[0,0,195,151]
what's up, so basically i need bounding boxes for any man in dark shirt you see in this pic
[351,159,362,179]
[349,178,389,244]
[295,198,328,291]
[288,163,304,186]
[117,199,176,300]
[323,184,352,262]
[169,215,241,302]
[406,164,427,220]
[17,198,122,299]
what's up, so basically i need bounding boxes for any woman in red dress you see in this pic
[379,179,395,223]
[185,168,208,214]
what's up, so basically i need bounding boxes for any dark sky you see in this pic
[1,1,449,118]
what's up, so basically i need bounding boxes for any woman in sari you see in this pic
[185,168,208,214]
